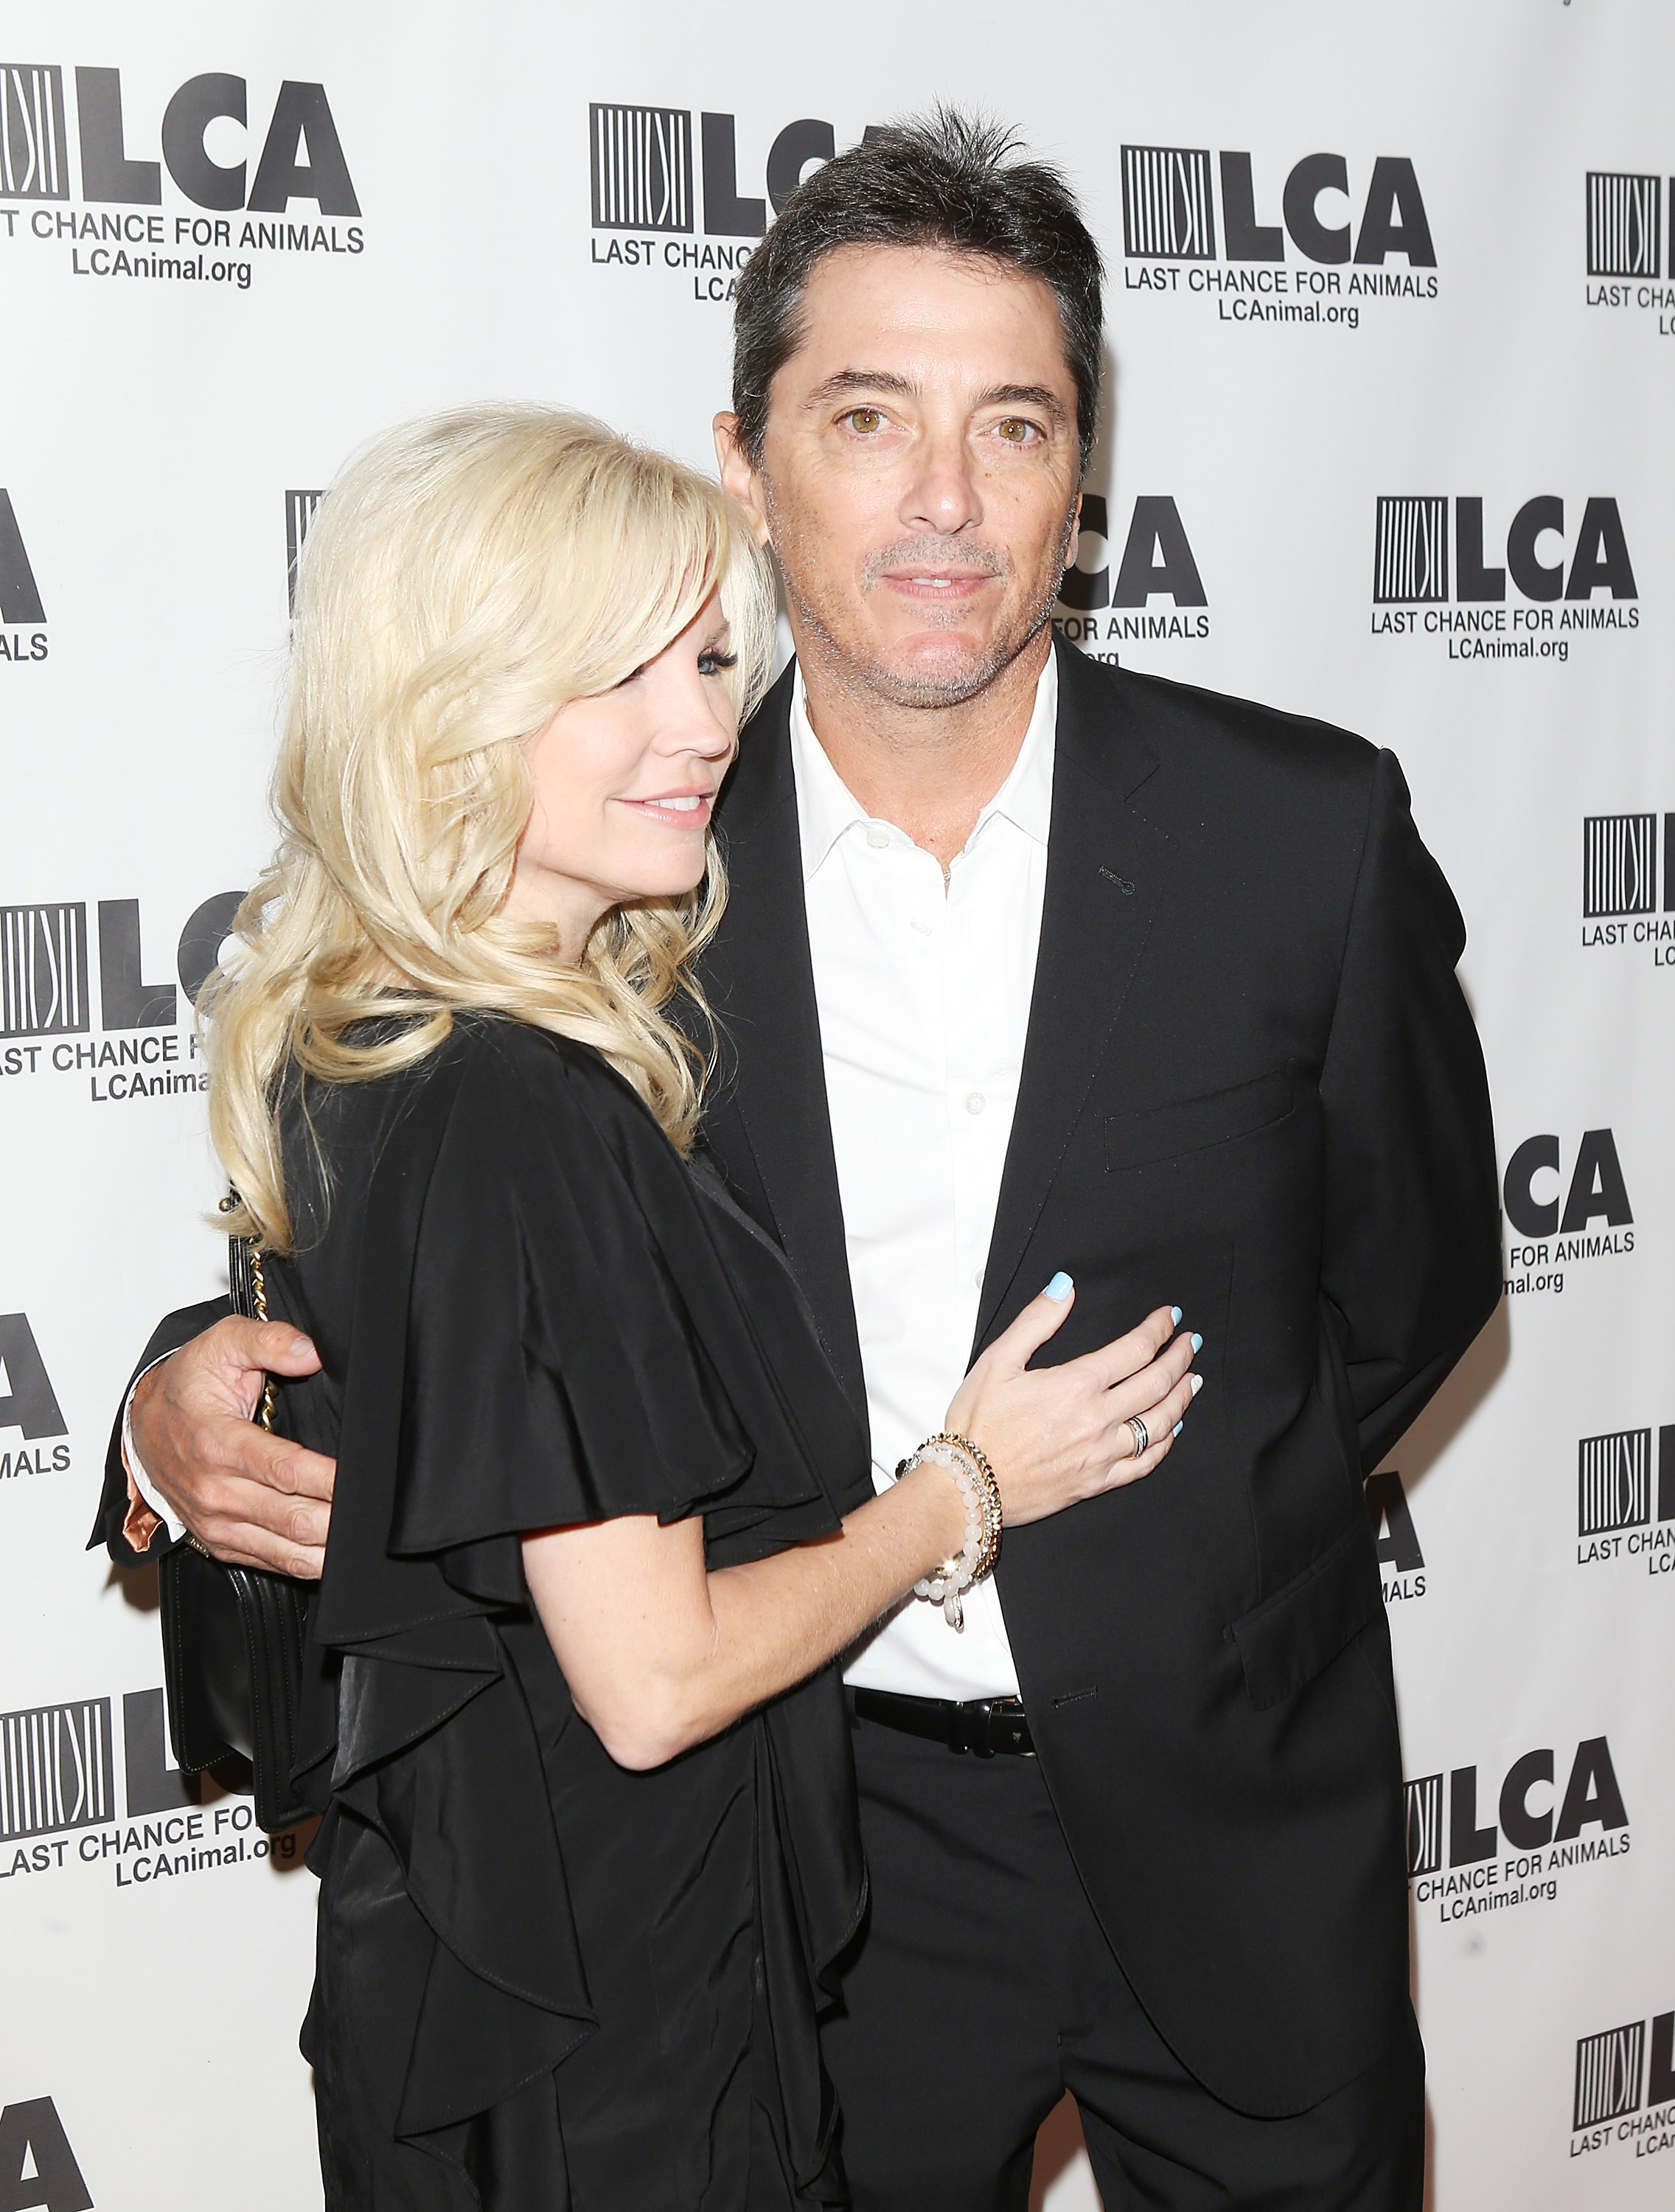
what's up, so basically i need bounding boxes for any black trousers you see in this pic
[822,1713,1424,2212]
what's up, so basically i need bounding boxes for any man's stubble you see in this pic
[762,479,1079,731]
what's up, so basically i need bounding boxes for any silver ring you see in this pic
[1128,1414,1150,1457]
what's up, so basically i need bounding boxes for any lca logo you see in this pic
[1365,1470,1424,1601]
[0,64,362,292]
[0,2097,92,2212]
[0,490,46,664]
[1,1683,296,1890]
[1120,145,1435,327]
[1502,1128,1634,1297]
[1370,495,1638,662]
[0,890,244,1102]
[0,1313,69,1480]
[1576,1424,1675,1576]
[1585,171,1675,331]
[1404,1737,1629,1924]
[1581,813,1675,967]
[1053,495,1208,661]
[588,101,853,299]
[1572,2006,1675,2160]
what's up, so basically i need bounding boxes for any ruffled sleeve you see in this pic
[389,1024,772,1591]
[308,1019,844,1640]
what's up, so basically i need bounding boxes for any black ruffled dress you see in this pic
[263,1016,873,2210]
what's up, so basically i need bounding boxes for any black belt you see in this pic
[852,1688,1034,1756]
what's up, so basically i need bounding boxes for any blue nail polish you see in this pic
[1172,1420,1183,1438]
[1045,1272,1073,1301]
[1191,1332,1203,1354]
[1171,1306,1183,1326]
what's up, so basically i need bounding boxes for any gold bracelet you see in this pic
[895,1431,1003,1629]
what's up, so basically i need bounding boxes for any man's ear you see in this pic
[714,413,773,546]
[1061,490,1082,580]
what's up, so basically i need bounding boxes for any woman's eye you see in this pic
[843,408,885,435]
[698,649,738,677]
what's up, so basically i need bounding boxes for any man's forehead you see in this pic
[801,240,1058,313]
[787,244,1070,380]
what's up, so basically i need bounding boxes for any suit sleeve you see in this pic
[88,1295,232,1566]
[1317,748,1502,1473]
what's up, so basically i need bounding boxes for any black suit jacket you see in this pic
[97,639,1500,2117]
[694,638,1500,2115]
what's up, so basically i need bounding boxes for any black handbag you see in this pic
[156,1227,311,1834]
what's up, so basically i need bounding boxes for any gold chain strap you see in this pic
[220,1191,276,1434]
[186,1208,276,1557]
[247,1242,276,1434]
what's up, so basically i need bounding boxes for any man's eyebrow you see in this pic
[978,383,1068,420]
[802,368,919,411]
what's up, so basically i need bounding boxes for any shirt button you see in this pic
[964,1091,986,1116]
[973,1267,984,1288]
[864,825,890,850]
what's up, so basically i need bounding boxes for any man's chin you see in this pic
[866,633,1024,708]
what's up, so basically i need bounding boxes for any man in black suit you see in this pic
[102,114,1500,2211]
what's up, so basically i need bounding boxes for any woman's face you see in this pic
[509,592,740,959]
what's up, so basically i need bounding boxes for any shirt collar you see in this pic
[787,647,1059,885]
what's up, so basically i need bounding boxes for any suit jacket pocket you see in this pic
[1104,1062,1295,1174]
[1228,1517,1382,1712]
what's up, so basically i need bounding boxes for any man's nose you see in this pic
[899,425,983,538]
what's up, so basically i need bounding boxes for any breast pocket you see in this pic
[1104,1063,1295,1175]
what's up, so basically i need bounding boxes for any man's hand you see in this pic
[129,1318,335,1577]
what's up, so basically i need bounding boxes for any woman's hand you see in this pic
[944,1281,1200,1528]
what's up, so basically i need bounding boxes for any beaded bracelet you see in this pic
[894,1431,1004,1630]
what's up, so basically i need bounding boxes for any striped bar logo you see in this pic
[1578,1429,1652,1537]
[1581,813,1660,918]
[1574,2020,1645,2131]
[1,902,88,1039]
[1121,146,1216,260]
[590,103,693,234]
[0,64,68,200]
[1587,173,1661,279]
[0,1697,114,1840]
[1404,1773,1444,1877]
[285,489,324,615]
[1373,497,1449,603]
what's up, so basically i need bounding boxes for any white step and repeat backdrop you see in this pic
[2,3,1671,2205]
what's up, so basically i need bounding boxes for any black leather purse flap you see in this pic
[159,1541,312,1832]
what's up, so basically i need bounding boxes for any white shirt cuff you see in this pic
[123,1354,187,1545]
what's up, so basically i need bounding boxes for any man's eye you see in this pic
[995,418,1040,444]
[843,408,885,434]
[698,649,738,677]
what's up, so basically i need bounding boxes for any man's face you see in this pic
[718,244,1083,710]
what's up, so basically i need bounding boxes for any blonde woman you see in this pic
[172,407,1196,2210]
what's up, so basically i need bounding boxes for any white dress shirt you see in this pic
[790,653,1057,1702]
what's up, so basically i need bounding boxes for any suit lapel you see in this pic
[975,642,1176,1349]
[700,668,868,1422]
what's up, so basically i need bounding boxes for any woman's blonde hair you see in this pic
[201,403,775,1251]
